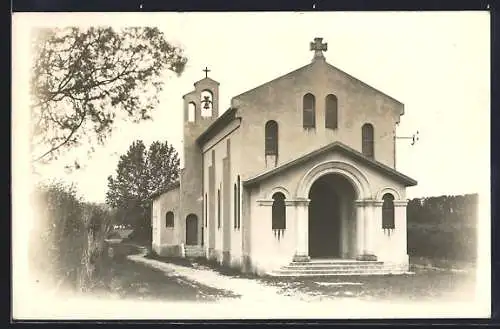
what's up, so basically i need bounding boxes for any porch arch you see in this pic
[296,160,372,200]
[266,186,291,199]
[376,187,402,200]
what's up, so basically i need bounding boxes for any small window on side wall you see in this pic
[166,211,174,228]
[237,175,241,229]
[234,183,237,229]
[272,192,286,230]
[187,102,196,122]
[382,193,395,229]
[217,189,221,229]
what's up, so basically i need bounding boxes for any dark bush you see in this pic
[407,194,478,262]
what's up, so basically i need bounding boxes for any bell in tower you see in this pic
[201,91,213,117]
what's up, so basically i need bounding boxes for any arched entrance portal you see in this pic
[308,173,357,258]
[186,214,198,245]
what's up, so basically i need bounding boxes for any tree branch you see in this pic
[32,107,87,162]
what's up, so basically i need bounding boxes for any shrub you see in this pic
[30,182,113,292]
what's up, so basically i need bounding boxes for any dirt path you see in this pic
[125,250,484,319]
[127,250,311,303]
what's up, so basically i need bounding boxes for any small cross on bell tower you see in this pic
[203,66,210,79]
[310,37,328,61]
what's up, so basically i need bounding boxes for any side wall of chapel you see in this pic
[151,187,182,256]
[201,118,245,268]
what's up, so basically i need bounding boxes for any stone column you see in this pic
[355,200,378,261]
[372,200,384,259]
[293,198,311,262]
[394,200,409,258]
[340,198,349,258]
[355,200,365,256]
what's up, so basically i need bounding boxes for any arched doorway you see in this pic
[186,214,198,245]
[308,173,357,258]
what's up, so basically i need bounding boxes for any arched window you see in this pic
[362,123,374,158]
[165,211,174,228]
[265,120,278,156]
[272,192,286,230]
[237,175,241,229]
[217,188,221,229]
[303,93,316,128]
[382,193,395,229]
[234,183,237,229]
[204,193,208,227]
[325,94,338,129]
[187,102,196,122]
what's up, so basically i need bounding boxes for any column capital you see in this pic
[394,200,409,207]
[354,199,366,207]
[356,199,385,207]
[256,199,274,206]
[258,198,312,207]
[287,198,311,207]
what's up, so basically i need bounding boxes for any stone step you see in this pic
[291,260,384,266]
[282,265,385,271]
[270,267,407,276]
[267,270,404,277]
[266,259,409,277]
[271,270,393,274]
[282,265,386,271]
[287,262,384,267]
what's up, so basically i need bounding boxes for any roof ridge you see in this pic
[244,141,417,187]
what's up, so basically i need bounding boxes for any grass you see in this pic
[258,268,477,302]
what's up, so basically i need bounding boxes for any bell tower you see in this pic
[179,68,219,246]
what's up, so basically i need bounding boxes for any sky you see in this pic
[12,11,490,203]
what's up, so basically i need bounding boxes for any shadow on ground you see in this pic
[90,244,239,302]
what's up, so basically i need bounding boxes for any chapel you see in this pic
[151,37,417,276]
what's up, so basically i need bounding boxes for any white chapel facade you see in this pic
[151,37,417,275]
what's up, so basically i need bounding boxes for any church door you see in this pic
[307,173,356,259]
[186,214,198,245]
[308,180,341,258]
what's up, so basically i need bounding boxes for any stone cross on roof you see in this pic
[310,37,327,60]
[203,66,210,78]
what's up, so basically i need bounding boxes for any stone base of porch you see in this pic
[356,253,378,261]
[267,258,411,277]
[292,254,311,262]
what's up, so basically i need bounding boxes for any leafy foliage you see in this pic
[106,140,180,240]
[30,182,113,292]
[407,194,478,261]
[30,26,188,164]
